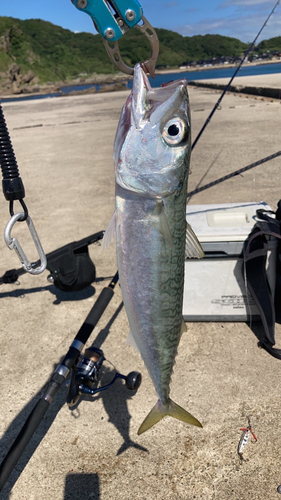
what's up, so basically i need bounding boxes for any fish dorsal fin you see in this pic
[126,329,140,352]
[185,221,205,259]
[102,211,116,249]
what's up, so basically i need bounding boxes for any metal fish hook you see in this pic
[4,212,47,275]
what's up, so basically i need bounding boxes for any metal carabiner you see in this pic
[4,212,47,275]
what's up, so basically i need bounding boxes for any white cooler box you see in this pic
[183,202,277,321]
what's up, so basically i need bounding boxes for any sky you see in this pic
[0,0,281,43]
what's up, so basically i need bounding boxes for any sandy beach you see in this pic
[195,72,281,89]
[0,76,281,499]
[189,72,281,100]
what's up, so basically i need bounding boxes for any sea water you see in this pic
[1,61,281,103]
[147,61,281,88]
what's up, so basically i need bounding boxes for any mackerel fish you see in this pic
[104,63,204,434]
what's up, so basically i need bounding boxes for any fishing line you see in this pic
[187,150,222,203]
[191,0,281,151]
[187,150,281,197]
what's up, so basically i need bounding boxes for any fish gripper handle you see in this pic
[0,103,25,202]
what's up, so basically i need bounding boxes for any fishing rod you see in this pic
[187,150,281,198]
[191,0,281,151]
[0,271,141,491]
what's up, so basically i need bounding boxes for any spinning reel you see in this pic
[66,346,142,407]
[0,272,142,489]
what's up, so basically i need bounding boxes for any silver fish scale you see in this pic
[111,64,203,432]
[116,175,188,404]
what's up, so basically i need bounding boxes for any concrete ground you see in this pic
[0,78,281,500]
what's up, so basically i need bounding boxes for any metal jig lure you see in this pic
[238,417,257,459]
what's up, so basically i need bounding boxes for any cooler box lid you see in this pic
[183,201,274,321]
[186,201,272,245]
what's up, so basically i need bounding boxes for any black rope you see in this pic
[187,150,281,197]
[191,0,281,151]
[9,199,28,220]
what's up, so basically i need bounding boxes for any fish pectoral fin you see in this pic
[158,204,173,244]
[126,329,140,352]
[102,211,117,249]
[181,318,187,335]
[137,399,202,435]
[185,221,205,259]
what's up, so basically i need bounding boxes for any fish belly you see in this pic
[115,182,187,403]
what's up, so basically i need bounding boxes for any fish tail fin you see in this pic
[137,399,202,435]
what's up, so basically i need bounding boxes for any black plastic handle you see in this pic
[0,103,25,201]
[0,272,119,491]
[0,399,49,490]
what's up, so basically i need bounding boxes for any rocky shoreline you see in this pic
[0,62,133,98]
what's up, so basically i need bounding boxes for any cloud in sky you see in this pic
[177,3,281,41]
[164,1,178,6]
[220,0,274,6]
[0,0,280,42]
[185,8,200,13]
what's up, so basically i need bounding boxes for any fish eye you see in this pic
[162,118,188,146]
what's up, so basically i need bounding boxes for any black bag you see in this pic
[0,231,104,292]
[46,242,96,292]
[243,205,281,359]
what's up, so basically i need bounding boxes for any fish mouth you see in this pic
[113,64,150,161]
[131,64,188,127]
[113,64,189,178]
[115,64,188,145]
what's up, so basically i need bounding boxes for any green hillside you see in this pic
[0,16,279,90]
[256,36,281,53]
[0,17,110,83]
